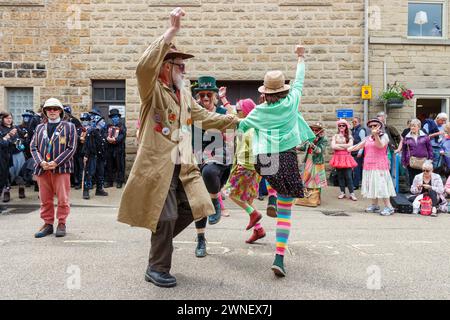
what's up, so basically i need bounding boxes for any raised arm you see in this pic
[136,8,184,103]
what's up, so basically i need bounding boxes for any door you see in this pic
[415,98,447,119]
[92,80,126,121]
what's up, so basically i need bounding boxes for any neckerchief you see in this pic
[45,123,64,161]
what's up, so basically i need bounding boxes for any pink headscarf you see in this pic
[238,99,256,116]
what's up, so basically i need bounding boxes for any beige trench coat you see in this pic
[117,36,238,232]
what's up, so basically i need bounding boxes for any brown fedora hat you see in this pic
[258,70,290,94]
[309,122,324,130]
[164,44,194,61]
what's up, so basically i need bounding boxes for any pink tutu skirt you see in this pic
[329,150,357,169]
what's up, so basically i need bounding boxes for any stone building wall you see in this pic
[0,0,366,167]
[368,0,450,131]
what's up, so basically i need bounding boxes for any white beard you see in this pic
[172,72,185,91]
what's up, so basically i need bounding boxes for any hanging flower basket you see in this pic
[386,97,404,108]
[380,81,414,109]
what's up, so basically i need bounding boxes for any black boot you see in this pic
[95,188,108,196]
[83,189,90,200]
[195,233,207,258]
[104,182,113,188]
[3,190,10,203]
[116,182,123,189]
[19,187,26,199]
[145,266,176,288]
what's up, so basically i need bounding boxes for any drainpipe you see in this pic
[363,0,369,125]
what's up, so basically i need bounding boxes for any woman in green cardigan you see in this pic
[238,45,315,278]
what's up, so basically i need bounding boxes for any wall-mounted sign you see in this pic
[336,109,354,119]
[362,85,372,100]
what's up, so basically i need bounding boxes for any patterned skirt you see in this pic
[224,165,261,202]
[255,149,305,198]
[302,154,327,189]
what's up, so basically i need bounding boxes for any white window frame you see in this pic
[6,87,34,124]
[407,0,447,40]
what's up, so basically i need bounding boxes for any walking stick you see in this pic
[81,156,87,196]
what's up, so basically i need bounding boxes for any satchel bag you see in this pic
[295,188,321,207]
[407,143,427,170]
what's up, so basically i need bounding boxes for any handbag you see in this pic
[419,196,432,216]
[296,188,321,207]
[407,143,427,170]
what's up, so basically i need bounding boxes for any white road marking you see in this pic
[64,240,116,243]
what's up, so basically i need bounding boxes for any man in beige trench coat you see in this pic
[117,7,239,288]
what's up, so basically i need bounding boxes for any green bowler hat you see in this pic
[194,76,219,92]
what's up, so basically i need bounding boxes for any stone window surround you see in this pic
[407,0,448,40]
[370,36,450,45]
[412,90,450,117]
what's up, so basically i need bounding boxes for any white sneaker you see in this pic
[349,193,357,201]
[366,205,381,213]
[338,192,346,199]
[413,208,419,214]
[380,207,394,216]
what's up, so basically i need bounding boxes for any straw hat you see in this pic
[258,70,290,94]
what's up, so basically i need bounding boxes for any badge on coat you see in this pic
[162,127,171,136]
[168,113,177,122]
[154,124,163,133]
[59,136,66,145]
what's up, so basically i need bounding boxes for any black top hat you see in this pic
[109,108,121,118]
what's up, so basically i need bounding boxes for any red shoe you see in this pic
[246,227,266,244]
[246,210,262,230]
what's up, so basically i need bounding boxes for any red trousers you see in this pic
[36,172,71,225]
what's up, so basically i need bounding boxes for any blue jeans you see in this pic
[432,146,441,169]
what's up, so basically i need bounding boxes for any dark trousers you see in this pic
[337,168,354,193]
[149,165,194,273]
[352,153,363,188]
[105,147,125,184]
[407,166,422,188]
[72,153,83,186]
[84,157,105,190]
[84,157,96,190]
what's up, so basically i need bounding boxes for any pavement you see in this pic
[1,184,450,300]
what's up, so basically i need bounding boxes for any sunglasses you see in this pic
[338,124,346,128]
[423,169,431,172]
[169,62,185,73]
[46,107,60,112]
[199,92,214,98]
[368,124,378,128]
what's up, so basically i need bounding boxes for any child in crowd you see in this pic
[225,98,266,243]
